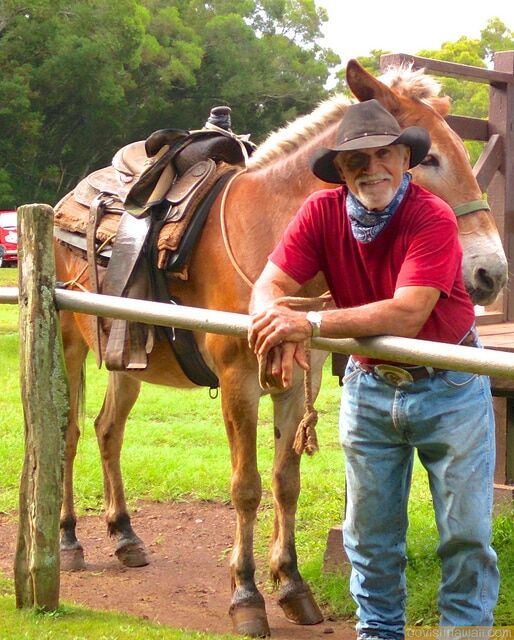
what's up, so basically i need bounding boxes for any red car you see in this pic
[0,210,18,267]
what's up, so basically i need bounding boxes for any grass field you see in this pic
[0,267,513,637]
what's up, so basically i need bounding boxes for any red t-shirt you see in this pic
[269,182,475,350]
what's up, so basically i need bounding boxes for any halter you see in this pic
[453,199,490,217]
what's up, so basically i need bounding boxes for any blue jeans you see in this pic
[340,360,499,640]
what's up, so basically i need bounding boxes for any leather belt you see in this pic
[356,362,442,384]
[353,328,478,386]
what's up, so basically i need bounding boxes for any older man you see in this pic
[248,100,499,639]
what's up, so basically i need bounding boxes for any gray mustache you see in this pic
[356,174,392,185]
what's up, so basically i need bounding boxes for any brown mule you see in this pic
[55,60,507,637]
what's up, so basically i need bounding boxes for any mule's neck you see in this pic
[225,119,340,293]
[245,119,340,243]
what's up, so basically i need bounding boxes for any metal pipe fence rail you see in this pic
[5,202,514,615]
[3,285,514,379]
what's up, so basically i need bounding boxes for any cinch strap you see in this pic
[453,199,490,217]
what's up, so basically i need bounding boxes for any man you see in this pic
[248,99,499,639]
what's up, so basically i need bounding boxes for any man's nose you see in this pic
[364,154,380,173]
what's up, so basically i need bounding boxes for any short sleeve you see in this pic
[395,203,462,297]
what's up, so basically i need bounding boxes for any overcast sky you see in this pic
[317,0,514,68]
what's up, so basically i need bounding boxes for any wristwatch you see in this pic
[306,311,322,338]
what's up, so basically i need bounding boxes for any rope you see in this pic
[256,293,334,456]
[61,233,116,291]
[293,347,319,456]
[219,168,254,287]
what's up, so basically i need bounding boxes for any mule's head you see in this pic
[346,59,508,306]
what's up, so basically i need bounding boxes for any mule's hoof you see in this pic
[229,603,271,637]
[115,541,149,567]
[60,546,86,572]
[278,584,323,625]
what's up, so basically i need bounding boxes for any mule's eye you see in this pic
[419,154,439,167]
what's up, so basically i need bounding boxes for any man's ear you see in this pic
[333,154,346,180]
[403,146,411,169]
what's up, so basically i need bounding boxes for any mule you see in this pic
[54,59,507,637]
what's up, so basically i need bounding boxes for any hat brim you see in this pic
[310,126,431,184]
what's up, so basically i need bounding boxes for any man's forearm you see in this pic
[314,287,440,339]
[249,261,302,314]
[249,281,288,314]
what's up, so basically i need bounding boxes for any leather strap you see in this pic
[453,199,490,217]
[103,213,152,371]
[102,213,151,298]
[54,226,112,258]
[87,195,107,367]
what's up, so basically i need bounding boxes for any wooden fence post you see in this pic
[14,204,69,610]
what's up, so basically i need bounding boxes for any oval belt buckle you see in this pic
[373,364,414,385]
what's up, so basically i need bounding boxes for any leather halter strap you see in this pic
[453,199,490,217]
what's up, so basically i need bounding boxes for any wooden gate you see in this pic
[381,51,514,500]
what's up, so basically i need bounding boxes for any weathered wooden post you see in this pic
[14,203,69,610]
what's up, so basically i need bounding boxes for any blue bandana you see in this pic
[347,173,412,243]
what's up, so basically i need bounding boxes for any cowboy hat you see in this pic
[310,99,431,184]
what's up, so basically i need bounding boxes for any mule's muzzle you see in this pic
[466,260,508,306]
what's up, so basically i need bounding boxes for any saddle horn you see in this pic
[145,128,189,157]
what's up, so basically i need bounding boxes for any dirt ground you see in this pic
[0,501,356,639]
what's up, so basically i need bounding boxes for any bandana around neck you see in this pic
[346,172,412,243]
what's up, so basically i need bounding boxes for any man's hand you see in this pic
[248,304,312,356]
[248,304,312,390]
[261,341,310,390]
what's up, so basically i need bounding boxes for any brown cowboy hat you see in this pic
[310,99,431,184]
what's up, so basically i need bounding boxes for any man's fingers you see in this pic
[248,311,269,350]
[293,343,310,371]
[248,307,310,355]
[280,342,297,389]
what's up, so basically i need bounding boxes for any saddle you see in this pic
[55,110,253,387]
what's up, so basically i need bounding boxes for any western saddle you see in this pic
[54,107,256,389]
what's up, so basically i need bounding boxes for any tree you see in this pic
[331,18,513,164]
[0,0,338,205]
[481,17,514,63]
[0,0,150,203]
[176,0,337,138]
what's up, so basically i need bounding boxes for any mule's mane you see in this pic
[379,63,442,102]
[247,95,349,170]
[247,65,442,170]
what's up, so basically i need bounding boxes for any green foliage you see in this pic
[0,0,337,206]
[417,36,488,125]
[3,3,511,208]
[481,17,514,62]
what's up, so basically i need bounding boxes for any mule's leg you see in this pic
[60,314,89,571]
[94,370,149,567]
[221,369,271,637]
[269,354,325,625]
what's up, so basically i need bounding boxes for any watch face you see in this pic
[307,311,322,336]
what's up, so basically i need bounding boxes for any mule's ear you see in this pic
[346,59,401,115]
[430,96,452,118]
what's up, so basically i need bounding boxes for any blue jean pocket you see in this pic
[439,370,478,389]
[342,363,361,385]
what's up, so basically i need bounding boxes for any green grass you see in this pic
[0,290,513,635]
[0,595,237,640]
[0,267,18,334]
[0,267,18,287]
